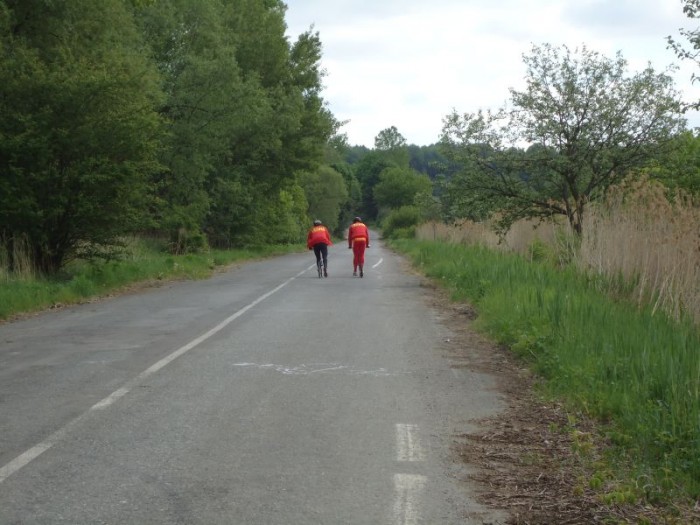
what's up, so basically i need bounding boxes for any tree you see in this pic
[668,0,700,109]
[440,44,685,235]
[353,151,394,220]
[298,166,348,233]
[373,167,432,212]
[648,131,700,196]
[0,0,163,273]
[374,126,409,167]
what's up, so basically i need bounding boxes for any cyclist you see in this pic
[348,216,370,277]
[307,219,332,278]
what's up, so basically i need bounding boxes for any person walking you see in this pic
[348,216,370,277]
[307,219,332,278]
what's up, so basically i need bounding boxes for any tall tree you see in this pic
[374,125,409,168]
[136,0,248,252]
[298,166,348,233]
[668,0,700,110]
[441,44,685,235]
[0,0,163,272]
[373,167,432,213]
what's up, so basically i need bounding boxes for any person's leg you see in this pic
[353,242,365,277]
[313,244,323,275]
[320,244,328,277]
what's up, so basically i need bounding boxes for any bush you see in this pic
[382,205,422,239]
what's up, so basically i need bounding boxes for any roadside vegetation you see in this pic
[391,235,700,516]
[0,238,301,322]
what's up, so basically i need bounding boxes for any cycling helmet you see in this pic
[313,219,322,225]
[353,216,362,222]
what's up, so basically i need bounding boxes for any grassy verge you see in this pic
[0,239,302,322]
[391,238,700,509]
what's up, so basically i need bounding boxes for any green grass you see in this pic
[391,238,700,505]
[0,240,302,322]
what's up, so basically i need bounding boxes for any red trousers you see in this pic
[352,241,367,270]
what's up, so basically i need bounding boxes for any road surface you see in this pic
[0,237,508,524]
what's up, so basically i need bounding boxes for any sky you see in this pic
[283,0,700,148]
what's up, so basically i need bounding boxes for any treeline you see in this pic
[0,0,352,275]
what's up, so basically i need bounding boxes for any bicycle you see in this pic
[317,258,323,278]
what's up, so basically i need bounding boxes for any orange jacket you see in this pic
[307,225,333,249]
[348,222,369,247]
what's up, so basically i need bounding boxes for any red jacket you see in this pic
[307,225,332,249]
[348,222,369,247]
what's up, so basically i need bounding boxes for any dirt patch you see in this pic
[423,279,700,525]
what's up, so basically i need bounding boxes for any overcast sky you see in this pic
[284,0,700,147]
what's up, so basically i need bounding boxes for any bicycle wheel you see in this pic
[317,260,323,278]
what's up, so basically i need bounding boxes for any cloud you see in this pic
[285,0,700,147]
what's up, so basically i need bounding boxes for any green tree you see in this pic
[374,125,409,167]
[648,131,700,196]
[668,0,700,109]
[373,167,432,213]
[441,44,685,235]
[353,151,394,220]
[298,166,348,233]
[0,0,163,273]
[136,0,247,252]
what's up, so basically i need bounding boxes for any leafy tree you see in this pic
[373,167,432,213]
[668,0,700,109]
[648,131,700,196]
[298,166,348,233]
[331,161,362,229]
[353,151,394,220]
[374,125,409,168]
[441,44,685,235]
[0,0,163,273]
[136,0,247,252]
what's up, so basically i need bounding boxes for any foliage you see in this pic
[298,165,348,233]
[353,151,395,220]
[0,0,163,273]
[440,44,685,236]
[0,0,341,271]
[381,205,422,239]
[373,167,432,213]
[392,238,700,502]
[374,125,409,168]
[647,131,700,196]
[668,0,700,109]
[0,237,301,321]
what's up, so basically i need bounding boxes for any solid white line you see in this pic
[396,423,425,462]
[393,473,427,525]
[372,258,383,269]
[0,269,306,484]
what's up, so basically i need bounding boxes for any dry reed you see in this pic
[416,178,700,324]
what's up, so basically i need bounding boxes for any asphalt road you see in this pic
[0,236,508,524]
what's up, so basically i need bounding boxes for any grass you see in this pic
[0,238,302,322]
[391,238,700,507]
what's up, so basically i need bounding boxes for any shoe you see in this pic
[353,271,357,277]
[324,268,328,278]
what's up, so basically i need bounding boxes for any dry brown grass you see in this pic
[416,178,700,324]
[580,178,700,323]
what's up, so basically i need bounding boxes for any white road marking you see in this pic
[396,424,425,462]
[0,268,307,484]
[231,362,394,376]
[372,258,383,269]
[393,473,427,525]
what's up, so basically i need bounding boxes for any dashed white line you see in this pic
[393,473,427,525]
[0,269,306,484]
[396,423,425,462]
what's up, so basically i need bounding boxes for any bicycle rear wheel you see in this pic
[317,260,323,278]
